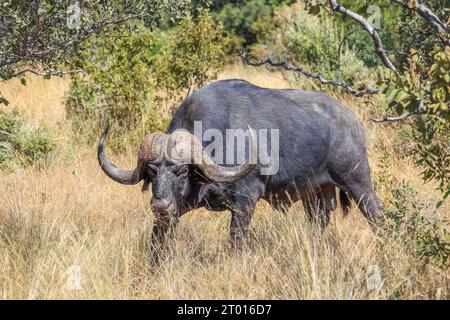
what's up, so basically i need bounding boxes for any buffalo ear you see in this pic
[141,164,158,192]
[141,178,151,192]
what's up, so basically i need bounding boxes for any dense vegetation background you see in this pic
[0,0,448,299]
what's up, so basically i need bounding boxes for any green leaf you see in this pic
[444,73,450,83]
[407,99,419,112]
[386,87,400,101]
[396,90,410,102]
[0,97,9,106]
[357,5,369,15]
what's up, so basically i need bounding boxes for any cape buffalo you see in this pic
[98,79,385,245]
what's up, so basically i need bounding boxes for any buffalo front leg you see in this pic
[229,192,260,248]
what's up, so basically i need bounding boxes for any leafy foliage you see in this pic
[0,0,189,105]
[251,3,372,90]
[375,152,449,271]
[211,0,292,47]
[0,109,55,169]
[326,1,403,68]
[66,10,229,147]
[65,25,165,149]
[154,10,229,105]
[383,10,449,201]
[386,181,450,270]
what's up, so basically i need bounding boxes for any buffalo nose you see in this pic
[151,198,170,212]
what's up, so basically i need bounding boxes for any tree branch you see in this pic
[0,12,146,69]
[391,0,448,45]
[329,0,397,71]
[370,101,425,123]
[3,68,83,80]
[240,52,380,97]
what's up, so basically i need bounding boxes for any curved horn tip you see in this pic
[101,126,110,141]
[97,126,141,185]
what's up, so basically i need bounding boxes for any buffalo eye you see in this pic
[174,165,189,178]
[147,163,158,175]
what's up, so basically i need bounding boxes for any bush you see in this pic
[384,47,450,202]
[386,181,449,271]
[375,152,449,271]
[154,10,229,105]
[66,12,229,148]
[211,0,291,47]
[254,4,338,66]
[0,109,55,169]
[65,25,165,149]
[250,3,374,91]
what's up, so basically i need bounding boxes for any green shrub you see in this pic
[0,109,55,169]
[373,151,449,270]
[259,5,338,67]
[65,25,165,150]
[250,3,374,91]
[155,10,229,105]
[383,47,450,202]
[386,181,449,270]
[66,12,229,149]
[16,129,56,164]
[211,0,291,47]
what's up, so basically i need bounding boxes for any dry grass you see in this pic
[0,75,69,128]
[0,67,448,299]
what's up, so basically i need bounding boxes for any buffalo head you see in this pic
[98,128,256,218]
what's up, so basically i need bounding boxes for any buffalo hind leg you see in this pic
[303,198,330,230]
[303,184,337,230]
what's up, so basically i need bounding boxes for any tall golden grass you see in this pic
[0,66,448,299]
